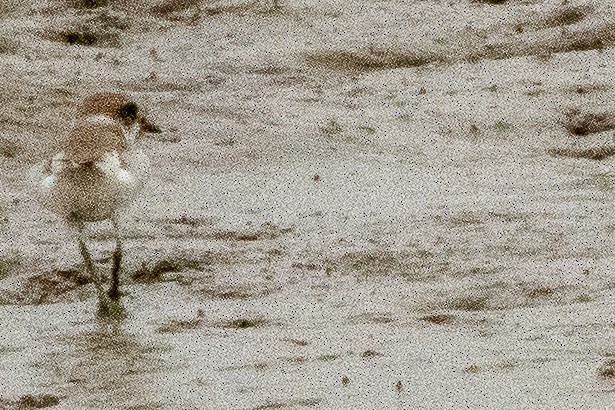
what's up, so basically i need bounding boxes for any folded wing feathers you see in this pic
[62,115,127,164]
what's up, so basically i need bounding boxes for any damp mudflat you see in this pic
[2,0,615,408]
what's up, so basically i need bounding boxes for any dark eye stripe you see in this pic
[117,102,139,121]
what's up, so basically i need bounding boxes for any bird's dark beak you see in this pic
[139,115,161,134]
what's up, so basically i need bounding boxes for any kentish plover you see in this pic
[29,92,159,312]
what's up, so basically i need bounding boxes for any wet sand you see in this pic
[2,0,615,408]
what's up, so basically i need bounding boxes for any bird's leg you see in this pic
[75,220,105,303]
[108,216,123,300]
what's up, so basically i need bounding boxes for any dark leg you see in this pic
[75,220,105,303]
[108,217,123,300]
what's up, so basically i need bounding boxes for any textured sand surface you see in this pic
[2,0,615,408]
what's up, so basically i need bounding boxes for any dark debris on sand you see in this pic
[16,269,91,305]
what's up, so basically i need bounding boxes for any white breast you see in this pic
[29,149,150,221]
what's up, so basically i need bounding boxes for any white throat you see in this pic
[125,122,140,145]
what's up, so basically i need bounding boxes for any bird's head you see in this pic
[77,92,161,138]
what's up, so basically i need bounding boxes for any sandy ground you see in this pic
[2,0,615,408]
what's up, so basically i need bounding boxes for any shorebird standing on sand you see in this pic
[29,92,159,314]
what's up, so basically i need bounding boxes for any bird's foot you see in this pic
[96,295,126,321]
[107,287,124,301]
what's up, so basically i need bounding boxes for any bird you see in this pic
[29,92,159,314]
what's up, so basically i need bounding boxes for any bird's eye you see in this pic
[117,102,139,122]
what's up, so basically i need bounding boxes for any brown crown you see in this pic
[77,92,140,127]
